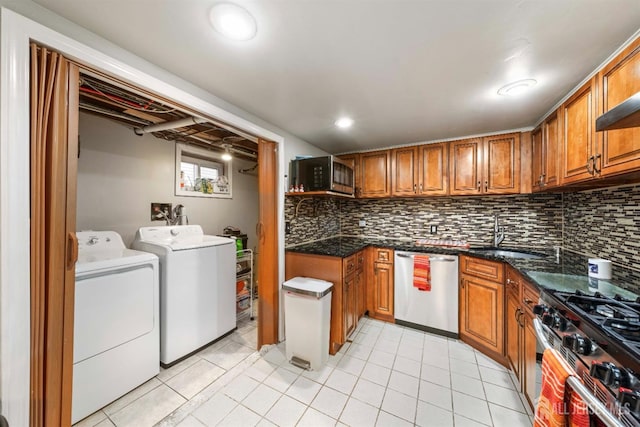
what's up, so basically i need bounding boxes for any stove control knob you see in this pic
[618,388,640,417]
[590,362,630,388]
[533,305,547,316]
[542,313,554,327]
[556,316,569,332]
[563,334,593,355]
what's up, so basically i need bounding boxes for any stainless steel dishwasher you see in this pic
[394,251,459,337]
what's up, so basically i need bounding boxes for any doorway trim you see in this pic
[0,8,285,426]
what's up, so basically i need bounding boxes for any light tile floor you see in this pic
[74,317,534,427]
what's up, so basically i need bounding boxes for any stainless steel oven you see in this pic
[533,289,640,427]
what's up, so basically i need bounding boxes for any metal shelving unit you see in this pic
[236,249,254,321]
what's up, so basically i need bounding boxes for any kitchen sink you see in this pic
[471,248,546,260]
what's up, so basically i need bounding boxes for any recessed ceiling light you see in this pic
[497,79,537,96]
[209,3,257,41]
[335,117,354,129]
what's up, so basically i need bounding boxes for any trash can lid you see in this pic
[283,277,333,298]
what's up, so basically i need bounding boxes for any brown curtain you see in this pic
[30,43,79,427]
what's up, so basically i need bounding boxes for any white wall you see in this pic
[77,112,259,248]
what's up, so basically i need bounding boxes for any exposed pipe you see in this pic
[134,117,207,135]
[187,133,257,159]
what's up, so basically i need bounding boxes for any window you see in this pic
[175,143,232,198]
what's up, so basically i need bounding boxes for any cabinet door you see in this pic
[544,112,560,188]
[599,38,640,176]
[483,133,520,194]
[343,274,356,339]
[371,261,394,322]
[450,138,482,195]
[459,274,504,355]
[360,150,391,198]
[505,292,521,380]
[391,146,419,196]
[561,78,598,184]
[419,143,448,195]
[531,127,544,191]
[356,267,365,319]
[523,315,539,410]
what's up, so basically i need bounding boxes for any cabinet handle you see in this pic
[517,310,525,327]
[484,180,488,192]
[594,153,602,174]
[541,174,546,186]
[477,181,481,191]
[514,308,521,322]
[419,183,423,192]
[586,156,595,175]
[460,278,464,289]
[524,298,533,306]
[506,278,512,285]
[414,184,417,193]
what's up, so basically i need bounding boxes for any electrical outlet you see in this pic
[430,225,438,234]
[151,203,172,221]
[285,221,291,235]
[358,220,366,227]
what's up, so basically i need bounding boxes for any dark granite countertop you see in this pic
[285,236,640,297]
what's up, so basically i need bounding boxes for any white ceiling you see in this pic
[33,0,640,153]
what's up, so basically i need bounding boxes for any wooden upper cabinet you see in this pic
[450,134,520,195]
[532,111,560,191]
[543,112,560,188]
[359,150,391,198]
[531,126,544,191]
[450,138,483,195]
[484,133,520,194]
[419,143,448,195]
[560,77,599,185]
[391,146,419,196]
[391,143,448,196]
[598,37,640,177]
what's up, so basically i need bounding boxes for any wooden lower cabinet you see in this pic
[285,249,367,355]
[459,256,505,361]
[505,290,521,379]
[343,273,357,339]
[368,248,394,322]
[505,266,540,410]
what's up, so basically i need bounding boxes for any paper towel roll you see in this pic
[588,258,612,280]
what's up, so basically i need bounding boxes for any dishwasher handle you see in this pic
[396,253,456,262]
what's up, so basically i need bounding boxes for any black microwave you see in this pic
[290,156,354,195]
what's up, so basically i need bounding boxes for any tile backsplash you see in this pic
[285,193,563,249]
[339,195,563,248]
[563,183,640,268]
[285,184,640,270]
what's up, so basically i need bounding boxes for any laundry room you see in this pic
[75,76,260,247]
[72,72,262,422]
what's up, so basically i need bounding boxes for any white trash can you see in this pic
[283,277,333,370]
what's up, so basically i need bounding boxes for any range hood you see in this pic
[596,91,640,131]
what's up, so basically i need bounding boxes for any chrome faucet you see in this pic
[494,215,505,247]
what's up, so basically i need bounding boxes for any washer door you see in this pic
[74,264,155,363]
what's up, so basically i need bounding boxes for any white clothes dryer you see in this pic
[132,225,236,366]
[73,231,159,424]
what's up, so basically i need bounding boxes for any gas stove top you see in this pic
[538,289,640,425]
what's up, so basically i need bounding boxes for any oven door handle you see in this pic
[532,318,623,427]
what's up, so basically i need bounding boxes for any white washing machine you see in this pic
[73,231,159,424]
[132,225,236,366]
